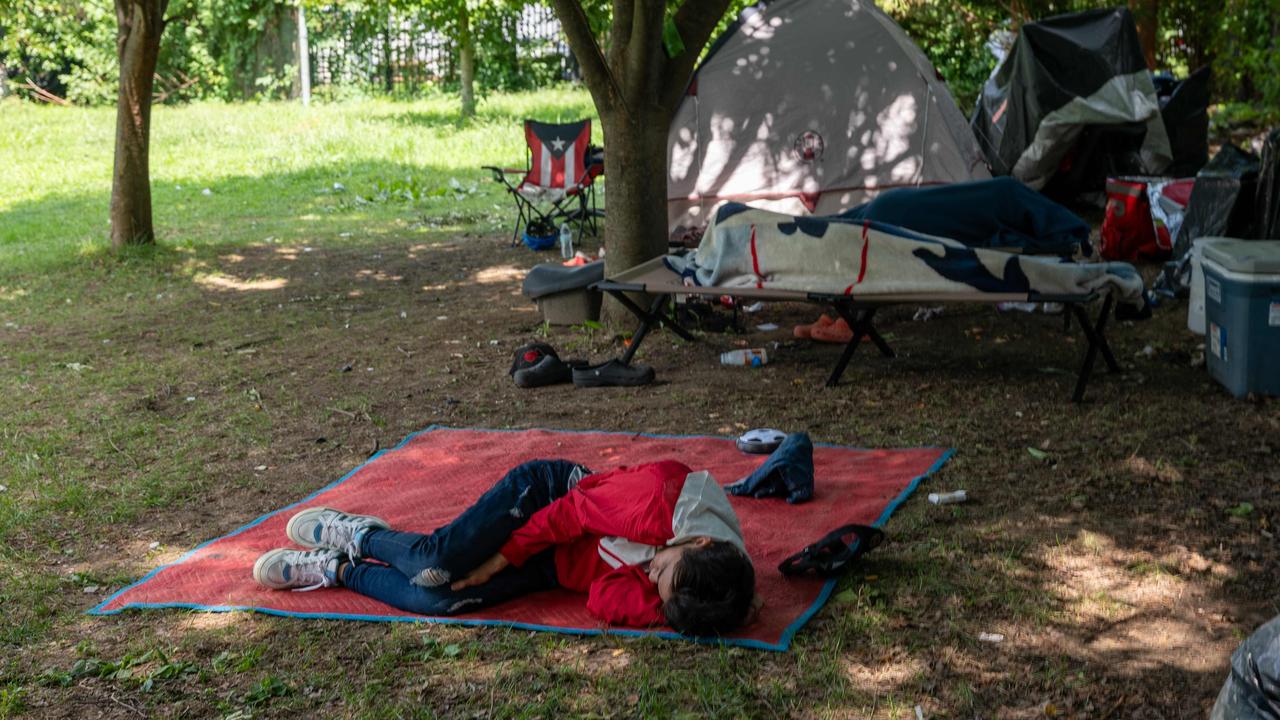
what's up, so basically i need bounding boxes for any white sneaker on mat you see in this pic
[253,548,343,591]
[286,507,389,558]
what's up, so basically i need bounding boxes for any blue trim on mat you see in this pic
[89,426,952,652]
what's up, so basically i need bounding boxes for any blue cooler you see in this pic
[1201,239,1280,397]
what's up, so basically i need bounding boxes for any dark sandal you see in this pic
[778,524,884,577]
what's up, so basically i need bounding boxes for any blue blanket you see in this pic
[840,178,1092,257]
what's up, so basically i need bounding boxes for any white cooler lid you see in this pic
[1201,238,1280,274]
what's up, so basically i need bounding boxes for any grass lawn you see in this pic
[1,90,1277,719]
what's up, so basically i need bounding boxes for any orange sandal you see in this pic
[793,314,835,339]
[809,317,854,343]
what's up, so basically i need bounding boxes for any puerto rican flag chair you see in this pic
[484,119,604,246]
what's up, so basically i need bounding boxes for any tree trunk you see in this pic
[597,108,672,326]
[383,11,395,93]
[547,0,733,328]
[1009,0,1029,32]
[599,108,671,278]
[1129,0,1158,70]
[458,4,476,118]
[110,0,167,249]
[297,3,311,106]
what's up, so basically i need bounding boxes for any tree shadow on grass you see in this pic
[0,158,533,277]
[372,97,599,130]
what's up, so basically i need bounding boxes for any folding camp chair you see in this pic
[483,119,604,247]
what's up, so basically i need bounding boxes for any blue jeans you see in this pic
[344,459,588,616]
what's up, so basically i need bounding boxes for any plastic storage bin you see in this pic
[522,260,605,326]
[535,289,602,325]
[1201,239,1280,397]
[1187,237,1228,334]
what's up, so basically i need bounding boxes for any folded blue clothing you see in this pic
[727,433,814,504]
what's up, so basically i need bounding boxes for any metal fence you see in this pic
[308,3,574,94]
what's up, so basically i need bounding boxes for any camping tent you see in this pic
[970,7,1172,194]
[666,0,990,236]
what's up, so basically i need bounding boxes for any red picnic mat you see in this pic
[91,427,951,651]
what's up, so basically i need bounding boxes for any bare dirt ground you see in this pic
[8,228,1278,718]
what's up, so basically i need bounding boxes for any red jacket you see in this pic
[498,460,692,627]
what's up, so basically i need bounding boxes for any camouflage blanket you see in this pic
[664,203,1145,307]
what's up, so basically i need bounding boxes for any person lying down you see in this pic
[253,459,758,636]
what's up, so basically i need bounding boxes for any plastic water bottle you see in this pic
[559,223,574,260]
[719,348,769,367]
[927,490,967,505]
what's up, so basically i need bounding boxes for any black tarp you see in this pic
[1210,615,1280,720]
[1156,143,1263,296]
[1173,144,1261,259]
[971,7,1168,195]
[1257,129,1280,240]
[1160,66,1212,178]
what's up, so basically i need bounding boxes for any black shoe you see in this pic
[571,359,655,388]
[513,355,573,388]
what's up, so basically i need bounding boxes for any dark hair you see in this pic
[662,541,756,636]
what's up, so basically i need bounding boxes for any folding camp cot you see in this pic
[593,257,1121,402]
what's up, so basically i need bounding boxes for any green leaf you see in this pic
[662,16,686,58]
[1227,502,1254,517]
[832,588,858,605]
[1026,447,1048,460]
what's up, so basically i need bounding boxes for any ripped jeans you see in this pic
[343,459,589,616]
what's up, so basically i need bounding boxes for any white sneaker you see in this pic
[252,548,343,591]
[286,507,389,558]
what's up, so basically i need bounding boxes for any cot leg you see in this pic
[830,304,894,358]
[605,291,696,366]
[864,322,896,358]
[1070,295,1117,402]
[1094,298,1120,372]
[826,334,864,387]
[825,305,894,387]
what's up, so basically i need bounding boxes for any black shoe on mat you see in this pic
[572,359,655,388]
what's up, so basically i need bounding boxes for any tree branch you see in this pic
[162,2,195,27]
[550,0,623,114]
[609,0,634,63]
[623,0,663,102]
[660,0,733,110]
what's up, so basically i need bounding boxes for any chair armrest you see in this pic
[482,166,528,192]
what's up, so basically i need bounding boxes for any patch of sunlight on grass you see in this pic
[194,273,290,292]
[473,265,526,284]
[179,612,251,632]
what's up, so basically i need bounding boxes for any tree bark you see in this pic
[110,0,168,249]
[384,10,395,93]
[548,0,733,325]
[1129,0,1158,70]
[459,4,476,118]
[599,108,671,274]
